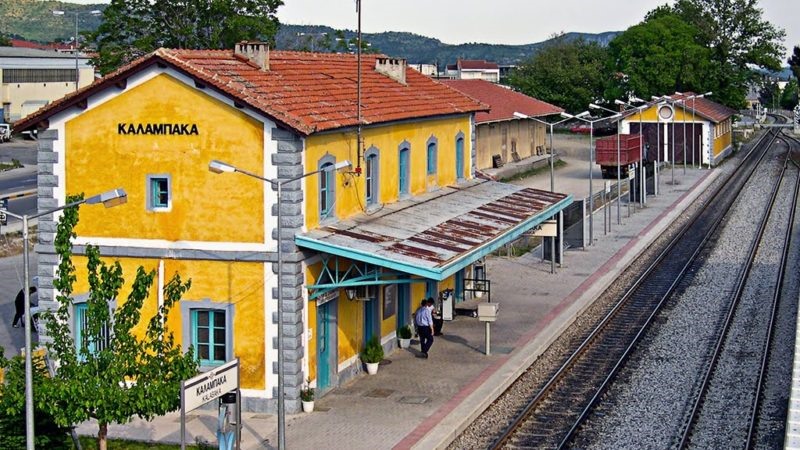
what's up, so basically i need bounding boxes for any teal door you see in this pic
[317,301,334,390]
[398,284,410,327]
[364,296,378,342]
[399,148,410,195]
[456,138,464,179]
[455,269,465,303]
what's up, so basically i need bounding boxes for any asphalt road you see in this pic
[0,145,38,228]
[0,139,38,166]
[0,253,37,358]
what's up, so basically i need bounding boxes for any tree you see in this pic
[780,78,798,109]
[89,0,283,74]
[0,34,10,46]
[606,12,712,102]
[758,78,780,110]
[789,46,800,82]
[671,0,785,107]
[0,352,72,449]
[507,35,610,114]
[37,195,198,450]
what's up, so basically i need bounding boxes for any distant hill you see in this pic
[0,1,106,43]
[277,25,620,66]
[1,1,618,67]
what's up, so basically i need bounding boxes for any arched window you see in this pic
[365,146,380,206]
[426,138,437,175]
[455,132,465,180]
[318,154,336,219]
[398,142,410,196]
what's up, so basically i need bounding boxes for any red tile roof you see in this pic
[669,92,736,123]
[14,48,487,135]
[11,39,74,52]
[458,60,499,70]
[440,79,564,123]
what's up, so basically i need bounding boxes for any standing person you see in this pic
[12,286,36,328]
[415,298,434,358]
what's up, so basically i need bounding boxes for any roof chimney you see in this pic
[375,57,407,85]
[235,41,269,70]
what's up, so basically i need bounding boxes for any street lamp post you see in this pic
[654,95,679,186]
[512,111,571,192]
[561,111,620,247]
[208,159,351,450]
[512,112,570,274]
[689,92,712,169]
[4,188,127,450]
[52,9,101,91]
[589,103,623,224]
[614,98,648,203]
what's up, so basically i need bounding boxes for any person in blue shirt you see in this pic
[414,298,435,358]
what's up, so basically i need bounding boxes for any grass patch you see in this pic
[77,436,213,449]
[0,229,34,257]
[0,159,22,171]
[500,159,568,182]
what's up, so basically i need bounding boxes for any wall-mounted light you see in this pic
[345,287,358,300]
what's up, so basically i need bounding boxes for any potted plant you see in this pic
[300,378,315,413]
[397,324,413,349]
[360,336,384,375]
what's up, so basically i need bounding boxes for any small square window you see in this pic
[147,175,171,211]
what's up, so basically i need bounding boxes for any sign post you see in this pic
[533,220,558,274]
[181,358,240,450]
[0,198,8,227]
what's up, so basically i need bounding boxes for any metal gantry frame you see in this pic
[307,254,426,300]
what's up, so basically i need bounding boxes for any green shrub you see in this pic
[397,325,412,339]
[0,354,72,450]
[300,378,314,402]
[360,336,384,363]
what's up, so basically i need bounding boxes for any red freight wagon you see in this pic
[594,133,643,179]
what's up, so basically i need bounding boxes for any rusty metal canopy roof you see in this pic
[295,180,572,281]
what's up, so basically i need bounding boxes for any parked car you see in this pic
[0,123,11,142]
[569,123,617,136]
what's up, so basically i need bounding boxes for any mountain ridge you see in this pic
[0,2,619,66]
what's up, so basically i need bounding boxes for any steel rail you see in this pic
[488,124,782,450]
[678,138,790,448]
[745,135,800,448]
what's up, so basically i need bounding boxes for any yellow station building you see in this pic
[621,93,737,167]
[16,43,572,412]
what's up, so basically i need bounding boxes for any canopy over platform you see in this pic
[296,180,572,281]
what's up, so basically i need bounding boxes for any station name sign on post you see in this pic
[180,358,240,450]
[182,358,239,412]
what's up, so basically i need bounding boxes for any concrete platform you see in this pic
[78,165,717,449]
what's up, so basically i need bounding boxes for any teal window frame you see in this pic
[74,302,111,359]
[455,134,465,180]
[191,309,228,366]
[398,145,410,196]
[426,142,437,175]
[318,154,337,220]
[146,174,171,211]
[365,146,380,206]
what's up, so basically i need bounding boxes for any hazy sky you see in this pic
[68,0,798,58]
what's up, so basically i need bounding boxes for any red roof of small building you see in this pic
[15,48,487,135]
[458,59,499,70]
[440,79,563,123]
[10,39,75,52]
[669,92,736,123]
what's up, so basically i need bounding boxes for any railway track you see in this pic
[678,133,800,449]
[488,125,786,450]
